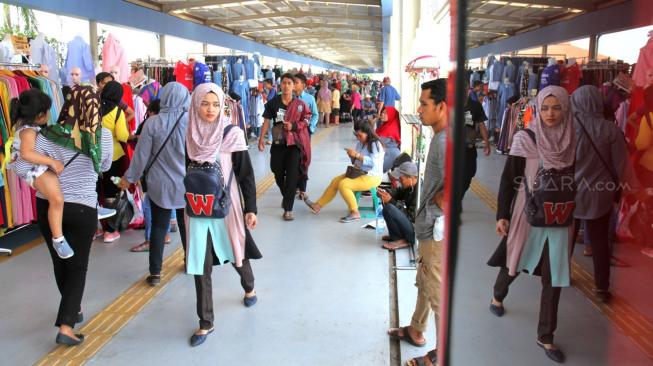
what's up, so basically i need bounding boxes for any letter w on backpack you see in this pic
[543,201,575,225]
[186,193,215,216]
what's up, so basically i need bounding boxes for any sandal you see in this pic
[406,349,437,366]
[387,326,426,347]
[382,240,410,251]
[130,242,150,252]
[382,235,392,241]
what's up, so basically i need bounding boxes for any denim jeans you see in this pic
[143,194,175,241]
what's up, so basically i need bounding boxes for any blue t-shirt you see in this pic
[193,62,211,88]
[378,85,400,108]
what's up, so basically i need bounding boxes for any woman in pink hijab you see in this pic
[487,86,576,364]
[185,83,262,347]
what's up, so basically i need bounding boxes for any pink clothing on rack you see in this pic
[633,39,653,87]
[102,34,130,83]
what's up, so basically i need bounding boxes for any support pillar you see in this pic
[159,34,166,59]
[542,44,548,57]
[203,43,208,55]
[89,21,98,67]
[588,34,599,61]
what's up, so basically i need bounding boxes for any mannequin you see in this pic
[503,59,516,84]
[540,58,561,90]
[70,67,82,86]
[39,64,50,79]
[110,65,120,81]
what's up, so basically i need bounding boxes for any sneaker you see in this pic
[282,211,295,221]
[97,206,116,220]
[53,238,74,259]
[103,231,121,243]
[340,214,361,223]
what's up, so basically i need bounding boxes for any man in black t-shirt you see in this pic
[258,73,310,221]
[462,90,491,202]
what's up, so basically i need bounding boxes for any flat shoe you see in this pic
[77,312,84,324]
[244,294,258,307]
[489,302,504,317]
[190,328,214,347]
[537,341,565,363]
[56,332,85,346]
[283,212,295,221]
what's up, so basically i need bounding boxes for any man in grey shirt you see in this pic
[387,79,448,366]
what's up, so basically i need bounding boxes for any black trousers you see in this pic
[382,204,415,244]
[462,147,477,199]
[37,198,97,328]
[195,233,255,330]
[270,145,301,211]
[492,243,561,344]
[573,211,612,291]
[297,133,312,192]
[149,200,186,276]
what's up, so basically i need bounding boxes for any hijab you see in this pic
[42,85,103,172]
[318,79,331,101]
[186,83,246,163]
[100,80,123,117]
[510,85,575,170]
[376,106,401,144]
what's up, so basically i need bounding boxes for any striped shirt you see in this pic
[11,128,114,208]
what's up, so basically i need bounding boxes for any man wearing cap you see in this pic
[377,77,401,116]
[377,161,419,251]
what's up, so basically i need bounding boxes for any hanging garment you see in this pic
[193,62,211,88]
[503,62,516,83]
[497,83,516,131]
[30,34,61,84]
[0,39,14,63]
[231,79,250,125]
[101,34,130,83]
[64,36,95,85]
[540,64,561,90]
[174,61,193,91]
[231,61,245,81]
[633,38,653,87]
[560,63,581,94]
[483,94,499,131]
[244,58,256,80]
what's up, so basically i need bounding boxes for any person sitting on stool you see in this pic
[378,161,418,251]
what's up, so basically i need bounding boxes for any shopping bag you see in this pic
[107,191,135,232]
[616,199,637,241]
[129,188,145,228]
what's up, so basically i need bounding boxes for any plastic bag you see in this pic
[107,191,134,232]
[129,187,145,228]
[434,215,445,241]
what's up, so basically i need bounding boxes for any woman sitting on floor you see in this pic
[304,121,384,223]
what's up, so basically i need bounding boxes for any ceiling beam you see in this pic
[497,0,596,11]
[205,10,379,25]
[162,0,253,13]
[469,12,545,26]
[238,23,382,35]
[468,26,512,36]
[285,0,381,6]
[261,32,382,42]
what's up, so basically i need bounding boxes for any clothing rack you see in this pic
[0,62,41,69]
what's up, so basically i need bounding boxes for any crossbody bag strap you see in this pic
[144,111,185,176]
[575,114,618,184]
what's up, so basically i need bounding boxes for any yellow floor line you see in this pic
[34,125,337,365]
[470,178,653,360]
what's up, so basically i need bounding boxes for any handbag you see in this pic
[345,165,366,179]
[575,114,622,203]
[141,111,186,192]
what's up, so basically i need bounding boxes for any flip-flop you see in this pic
[382,241,410,251]
[387,326,426,347]
[406,350,437,366]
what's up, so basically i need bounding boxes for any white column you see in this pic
[89,21,98,67]
[159,34,166,59]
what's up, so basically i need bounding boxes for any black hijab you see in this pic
[101,80,123,117]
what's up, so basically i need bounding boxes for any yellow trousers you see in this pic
[316,174,382,211]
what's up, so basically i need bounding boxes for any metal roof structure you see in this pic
[128,0,384,71]
[464,0,627,48]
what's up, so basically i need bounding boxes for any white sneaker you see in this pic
[98,206,116,220]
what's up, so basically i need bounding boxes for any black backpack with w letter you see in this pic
[523,130,576,227]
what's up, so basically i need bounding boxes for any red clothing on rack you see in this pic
[174,61,193,91]
[560,63,581,94]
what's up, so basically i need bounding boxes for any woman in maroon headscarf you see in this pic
[375,106,401,172]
